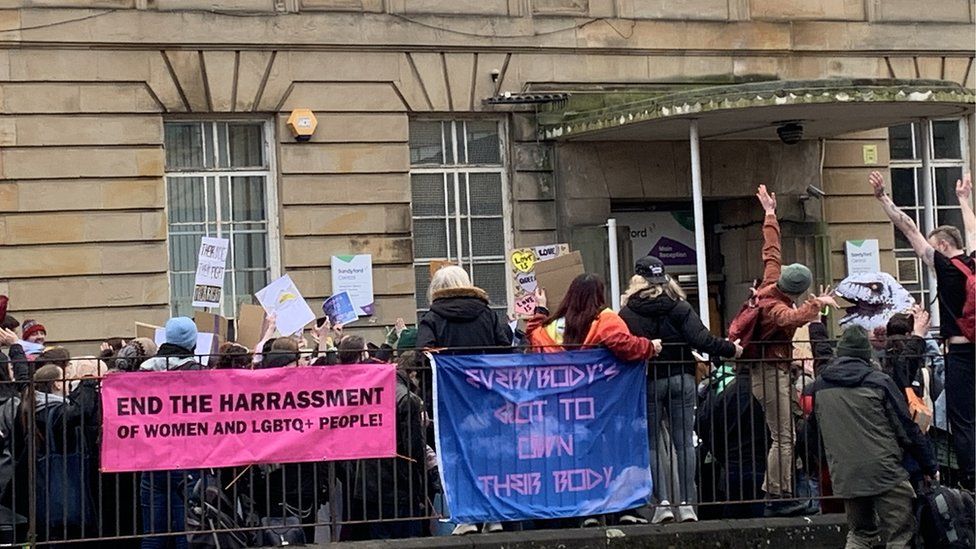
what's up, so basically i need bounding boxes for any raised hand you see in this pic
[757,185,777,213]
[534,287,548,309]
[957,173,972,202]
[813,285,839,309]
[394,317,407,337]
[869,171,887,199]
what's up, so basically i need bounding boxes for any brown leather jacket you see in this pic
[745,214,821,368]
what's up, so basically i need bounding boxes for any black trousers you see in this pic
[945,343,975,483]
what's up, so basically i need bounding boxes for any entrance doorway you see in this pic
[612,201,726,333]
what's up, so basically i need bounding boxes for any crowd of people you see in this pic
[0,173,972,548]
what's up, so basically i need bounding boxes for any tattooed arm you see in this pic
[869,171,935,267]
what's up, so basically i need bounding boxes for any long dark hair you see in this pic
[544,274,607,346]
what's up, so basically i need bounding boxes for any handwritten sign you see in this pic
[331,255,374,316]
[432,349,651,522]
[255,274,315,337]
[192,237,229,309]
[509,244,570,316]
[100,364,396,472]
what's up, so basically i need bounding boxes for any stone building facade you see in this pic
[0,1,973,350]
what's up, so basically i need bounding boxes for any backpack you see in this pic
[916,482,975,548]
[948,257,975,341]
[727,281,772,358]
[905,367,934,434]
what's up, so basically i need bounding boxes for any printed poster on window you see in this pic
[613,211,697,273]
[192,237,230,309]
[331,255,374,316]
[509,243,570,317]
[254,274,316,337]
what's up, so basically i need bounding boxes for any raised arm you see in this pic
[956,173,975,251]
[869,171,935,267]
[756,185,782,285]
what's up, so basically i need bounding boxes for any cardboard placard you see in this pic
[533,251,585,312]
[509,244,571,316]
[194,311,229,343]
[429,259,454,278]
[135,322,162,341]
[235,304,267,351]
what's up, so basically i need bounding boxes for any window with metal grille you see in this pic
[408,120,510,316]
[888,119,969,310]
[163,120,280,318]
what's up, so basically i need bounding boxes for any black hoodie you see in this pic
[804,356,936,498]
[416,287,512,353]
[620,294,736,378]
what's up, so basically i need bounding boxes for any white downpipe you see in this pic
[608,217,621,311]
[919,119,941,328]
[690,120,710,329]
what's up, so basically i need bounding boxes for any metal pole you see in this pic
[919,119,941,327]
[690,120,711,329]
[608,217,621,311]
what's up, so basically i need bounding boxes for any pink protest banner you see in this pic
[100,364,395,472]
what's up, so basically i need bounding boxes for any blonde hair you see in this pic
[427,265,472,303]
[620,275,687,307]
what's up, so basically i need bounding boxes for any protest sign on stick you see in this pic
[192,237,229,309]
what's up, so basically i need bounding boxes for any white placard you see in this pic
[153,329,217,367]
[845,239,881,275]
[192,237,230,309]
[254,274,316,337]
[331,255,374,316]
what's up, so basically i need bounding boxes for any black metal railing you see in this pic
[0,339,958,545]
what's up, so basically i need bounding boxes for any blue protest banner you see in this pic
[432,349,651,523]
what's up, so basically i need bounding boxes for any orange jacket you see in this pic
[526,308,655,362]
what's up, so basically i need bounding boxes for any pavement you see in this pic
[313,514,848,548]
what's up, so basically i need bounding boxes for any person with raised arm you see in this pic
[747,185,839,517]
[869,170,975,489]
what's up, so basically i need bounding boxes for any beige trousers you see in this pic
[750,365,795,497]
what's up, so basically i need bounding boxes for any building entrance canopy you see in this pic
[540,79,974,141]
[538,79,975,328]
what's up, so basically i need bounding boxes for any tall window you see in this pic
[888,119,969,307]
[164,121,278,317]
[408,120,510,315]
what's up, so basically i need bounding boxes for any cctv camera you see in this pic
[806,185,826,199]
[776,122,803,145]
[490,69,500,82]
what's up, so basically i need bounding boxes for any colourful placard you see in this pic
[100,364,396,472]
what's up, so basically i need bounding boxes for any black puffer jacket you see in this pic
[416,287,512,353]
[620,294,736,378]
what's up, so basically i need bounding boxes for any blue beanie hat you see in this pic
[165,317,198,351]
